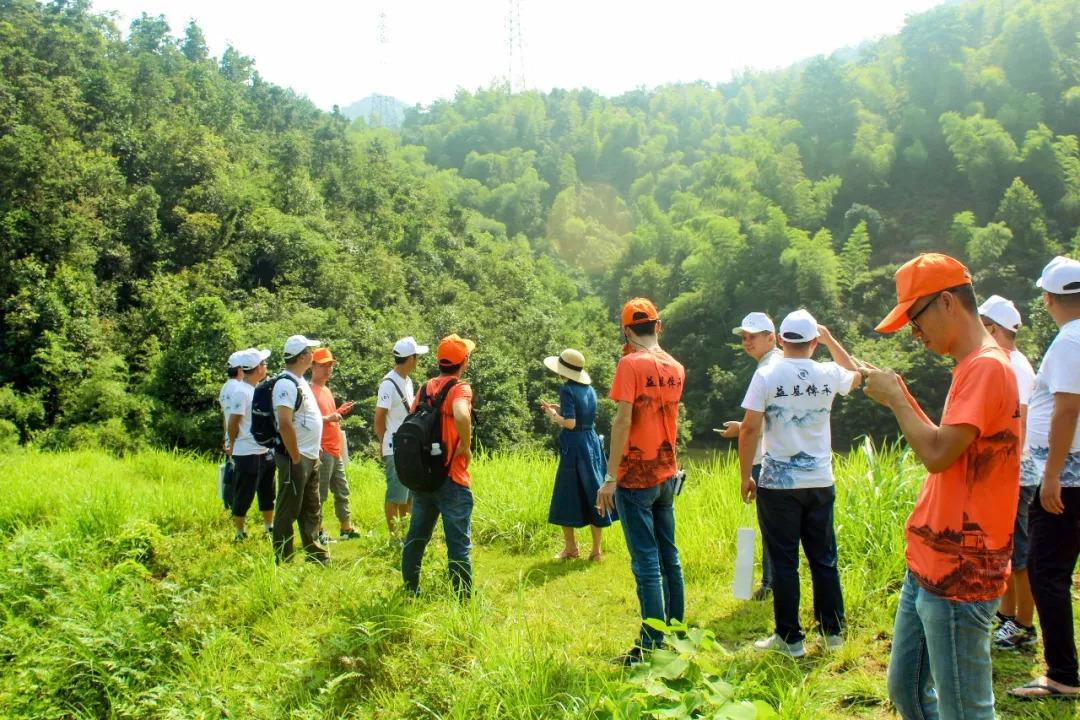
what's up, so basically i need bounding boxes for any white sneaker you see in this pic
[823,634,843,652]
[753,634,806,658]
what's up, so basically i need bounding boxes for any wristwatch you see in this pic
[603,473,617,484]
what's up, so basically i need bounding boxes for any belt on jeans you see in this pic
[568,425,595,432]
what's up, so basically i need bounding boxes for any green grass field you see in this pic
[0,446,1077,719]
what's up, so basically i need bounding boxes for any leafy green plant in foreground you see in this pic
[599,620,777,720]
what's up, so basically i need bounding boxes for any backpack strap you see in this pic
[385,376,407,406]
[430,378,459,409]
[277,373,302,412]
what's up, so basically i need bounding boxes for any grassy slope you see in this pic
[0,448,1076,719]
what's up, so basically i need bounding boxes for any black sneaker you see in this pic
[612,646,646,667]
[233,530,248,542]
[752,584,772,601]
[340,529,363,541]
[994,612,1015,633]
[993,620,1038,650]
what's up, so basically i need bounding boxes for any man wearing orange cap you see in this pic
[309,347,360,542]
[863,253,1020,719]
[597,298,686,665]
[401,334,476,598]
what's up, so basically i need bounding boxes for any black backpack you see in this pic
[251,373,303,448]
[393,378,460,492]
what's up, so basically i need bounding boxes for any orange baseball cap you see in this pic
[311,347,336,365]
[621,297,660,327]
[876,253,972,333]
[437,334,476,365]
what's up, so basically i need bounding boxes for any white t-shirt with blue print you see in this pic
[742,358,858,489]
[1024,318,1080,487]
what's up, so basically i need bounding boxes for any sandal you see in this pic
[1009,677,1080,699]
[555,550,580,560]
[589,551,602,562]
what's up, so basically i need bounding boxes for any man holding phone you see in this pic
[310,347,361,541]
[719,311,781,600]
[863,253,1019,718]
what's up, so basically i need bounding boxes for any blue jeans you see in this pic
[615,477,685,649]
[756,485,844,642]
[401,480,473,597]
[887,571,999,720]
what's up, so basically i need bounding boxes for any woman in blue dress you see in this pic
[541,348,614,560]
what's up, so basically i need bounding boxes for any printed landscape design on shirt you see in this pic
[910,429,1020,598]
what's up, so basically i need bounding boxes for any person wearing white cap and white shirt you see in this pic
[374,337,429,536]
[225,348,275,541]
[978,295,1039,650]
[1010,256,1080,699]
[218,351,246,510]
[270,335,328,565]
[720,312,782,600]
[738,309,861,657]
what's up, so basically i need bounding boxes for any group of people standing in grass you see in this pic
[721,252,1080,716]
[217,251,1080,716]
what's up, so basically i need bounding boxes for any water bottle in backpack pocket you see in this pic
[393,379,459,492]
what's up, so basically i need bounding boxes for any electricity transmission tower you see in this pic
[372,9,391,126]
[506,0,526,93]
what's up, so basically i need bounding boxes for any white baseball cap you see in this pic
[731,312,775,336]
[779,309,820,343]
[227,351,245,369]
[1036,256,1080,295]
[978,295,1022,332]
[283,335,320,358]
[393,336,430,357]
[237,347,272,370]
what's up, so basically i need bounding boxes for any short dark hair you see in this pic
[284,352,304,365]
[228,366,241,378]
[945,284,977,314]
[1050,291,1080,309]
[394,355,411,366]
[982,317,1018,341]
[439,361,462,375]
[626,320,658,337]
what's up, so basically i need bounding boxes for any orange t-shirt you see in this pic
[311,383,343,458]
[412,375,474,488]
[905,343,1021,602]
[609,348,685,489]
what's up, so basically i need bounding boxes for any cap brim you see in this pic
[875,298,918,334]
[414,345,429,355]
[731,326,745,336]
[258,349,272,361]
[1036,277,1046,290]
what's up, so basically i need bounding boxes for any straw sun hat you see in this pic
[543,348,591,385]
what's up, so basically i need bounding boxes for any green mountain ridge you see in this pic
[0,0,1077,455]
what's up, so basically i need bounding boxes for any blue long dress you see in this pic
[547,381,616,528]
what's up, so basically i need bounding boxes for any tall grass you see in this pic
[0,447,1066,719]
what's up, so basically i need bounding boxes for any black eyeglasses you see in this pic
[908,293,942,333]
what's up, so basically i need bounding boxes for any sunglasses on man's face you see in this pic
[908,293,942,333]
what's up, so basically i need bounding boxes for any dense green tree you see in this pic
[1,0,1078,452]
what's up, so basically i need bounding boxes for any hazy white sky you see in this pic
[92,0,944,110]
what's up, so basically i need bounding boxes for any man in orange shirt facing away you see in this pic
[863,254,1020,720]
[597,298,686,665]
[401,335,476,598]
[309,348,360,542]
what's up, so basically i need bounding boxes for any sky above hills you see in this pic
[93,0,944,110]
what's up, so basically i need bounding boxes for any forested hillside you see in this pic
[1,0,1078,454]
